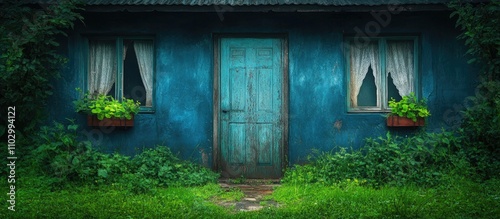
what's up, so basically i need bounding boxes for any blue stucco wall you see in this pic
[48,10,478,167]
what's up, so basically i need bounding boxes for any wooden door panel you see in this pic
[228,123,245,165]
[229,68,247,113]
[256,69,273,112]
[256,124,273,165]
[220,37,283,178]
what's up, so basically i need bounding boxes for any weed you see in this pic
[28,121,219,192]
[32,121,102,187]
[132,146,219,187]
[283,130,475,188]
[229,175,247,184]
[217,187,245,202]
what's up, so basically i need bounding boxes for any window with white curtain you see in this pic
[87,37,154,110]
[346,37,418,112]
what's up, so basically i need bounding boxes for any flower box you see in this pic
[387,93,430,127]
[87,115,134,127]
[74,91,140,128]
[387,115,425,127]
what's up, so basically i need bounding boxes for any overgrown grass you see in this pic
[216,187,245,202]
[261,177,500,218]
[1,176,499,218]
[22,121,219,193]
[282,130,499,188]
[1,182,229,218]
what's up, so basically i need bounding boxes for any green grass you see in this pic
[1,176,499,218]
[262,178,500,218]
[216,187,245,202]
[1,182,230,218]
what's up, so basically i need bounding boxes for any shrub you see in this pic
[31,121,219,191]
[449,0,500,80]
[0,0,83,136]
[96,153,132,183]
[32,121,105,186]
[132,146,219,187]
[119,173,158,194]
[449,0,500,180]
[362,131,469,187]
[460,81,500,179]
[282,131,471,187]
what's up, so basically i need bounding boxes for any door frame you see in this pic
[212,33,289,177]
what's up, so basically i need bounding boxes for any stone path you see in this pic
[217,180,281,211]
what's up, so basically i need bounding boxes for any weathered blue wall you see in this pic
[48,10,478,167]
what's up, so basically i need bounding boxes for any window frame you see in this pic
[345,36,419,113]
[83,36,156,113]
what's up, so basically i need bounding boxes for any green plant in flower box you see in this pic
[388,93,431,122]
[73,89,140,120]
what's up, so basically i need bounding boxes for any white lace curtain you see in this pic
[88,41,116,97]
[386,41,414,97]
[133,40,154,107]
[350,43,380,108]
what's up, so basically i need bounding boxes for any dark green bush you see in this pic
[460,81,500,179]
[282,131,471,187]
[32,121,102,186]
[449,0,500,181]
[461,81,500,149]
[118,173,158,194]
[449,0,500,80]
[362,131,470,187]
[132,146,219,187]
[31,121,219,191]
[0,0,83,136]
[96,153,132,183]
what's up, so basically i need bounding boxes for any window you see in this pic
[87,37,154,111]
[346,37,418,112]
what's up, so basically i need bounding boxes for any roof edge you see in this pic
[83,4,451,13]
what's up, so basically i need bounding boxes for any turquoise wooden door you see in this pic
[220,38,283,178]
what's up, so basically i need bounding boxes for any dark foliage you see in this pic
[450,0,500,176]
[0,0,83,137]
[282,131,496,187]
[450,0,500,80]
[31,121,219,192]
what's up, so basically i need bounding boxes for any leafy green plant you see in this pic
[0,0,83,136]
[73,89,140,120]
[229,175,246,184]
[388,93,431,122]
[96,153,132,183]
[459,82,500,179]
[32,120,104,186]
[282,131,470,188]
[131,146,219,188]
[119,173,158,194]
[448,0,500,181]
[449,0,500,80]
[215,187,245,202]
[30,121,219,191]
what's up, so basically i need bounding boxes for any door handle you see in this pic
[222,110,229,113]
